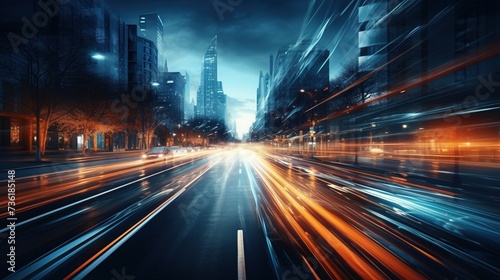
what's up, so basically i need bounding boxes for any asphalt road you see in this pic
[80,149,274,279]
[1,146,499,279]
[1,149,275,280]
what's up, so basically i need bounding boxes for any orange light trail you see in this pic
[250,151,427,279]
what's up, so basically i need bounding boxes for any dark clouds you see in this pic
[106,0,309,58]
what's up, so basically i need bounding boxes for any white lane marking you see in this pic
[237,229,246,280]
[238,205,246,229]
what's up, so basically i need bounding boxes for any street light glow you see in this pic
[91,54,105,60]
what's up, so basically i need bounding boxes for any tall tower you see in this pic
[217,81,227,122]
[139,13,165,72]
[197,36,220,120]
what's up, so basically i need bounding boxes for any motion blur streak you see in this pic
[5,151,220,279]
[319,42,500,123]
[248,150,425,279]
[247,143,500,278]
[0,151,210,219]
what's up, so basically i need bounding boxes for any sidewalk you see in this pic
[0,149,143,171]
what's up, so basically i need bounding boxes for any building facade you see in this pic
[216,81,227,123]
[157,72,186,129]
[196,36,224,122]
[252,70,269,140]
[139,13,165,72]
[265,40,330,136]
[0,0,127,152]
[343,0,500,159]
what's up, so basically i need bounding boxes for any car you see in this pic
[141,146,173,161]
[369,147,385,156]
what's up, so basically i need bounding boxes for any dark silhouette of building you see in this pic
[264,40,330,136]
[158,72,186,129]
[0,0,127,151]
[139,13,165,72]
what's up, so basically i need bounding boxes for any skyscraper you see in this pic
[254,70,269,137]
[266,40,330,133]
[157,72,186,128]
[197,36,223,121]
[139,13,165,72]
[184,72,194,120]
[127,25,158,89]
[217,81,227,122]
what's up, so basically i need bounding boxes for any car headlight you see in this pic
[142,154,147,158]
[158,154,164,157]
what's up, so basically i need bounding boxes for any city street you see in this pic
[2,0,500,279]
[1,146,499,279]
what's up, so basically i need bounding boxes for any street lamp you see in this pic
[300,89,318,158]
[300,89,313,97]
[91,53,105,60]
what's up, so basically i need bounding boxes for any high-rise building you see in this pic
[197,36,223,121]
[184,72,194,120]
[355,0,500,153]
[217,81,227,122]
[127,25,158,90]
[253,70,269,138]
[157,72,186,129]
[0,0,127,151]
[266,40,330,134]
[125,24,158,150]
[358,0,499,101]
[139,13,165,72]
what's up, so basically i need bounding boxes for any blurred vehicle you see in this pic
[141,146,173,161]
[369,147,384,156]
[169,146,180,155]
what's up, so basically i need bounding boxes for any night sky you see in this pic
[104,0,358,136]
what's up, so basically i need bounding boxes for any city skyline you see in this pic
[103,0,359,138]
[1,1,499,279]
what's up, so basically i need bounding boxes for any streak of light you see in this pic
[0,151,216,220]
[248,151,426,279]
[317,42,500,122]
[0,159,199,233]
[245,145,500,277]
[8,154,222,280]
[66,158,219,280]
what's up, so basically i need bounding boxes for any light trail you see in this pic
[0,151,215,219]
[244,146,500,278]
[249,150,426,279]
[6,152,224,279]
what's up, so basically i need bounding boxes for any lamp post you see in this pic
[300,89,318,158]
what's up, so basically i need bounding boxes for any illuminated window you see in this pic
[10,120,20,145]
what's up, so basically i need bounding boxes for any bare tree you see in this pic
[0,36,86,160]
[58,74,122,155]
[134,90,168,150]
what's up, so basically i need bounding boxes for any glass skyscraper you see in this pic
[197,36,224,121]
